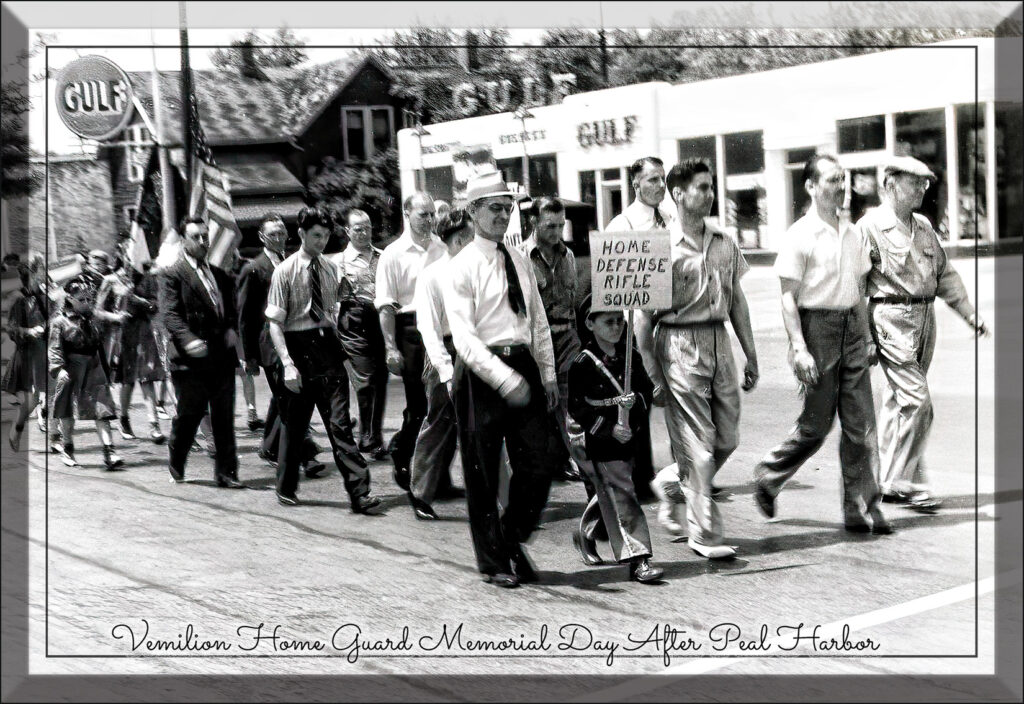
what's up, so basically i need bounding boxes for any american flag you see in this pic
[183,69,241,269]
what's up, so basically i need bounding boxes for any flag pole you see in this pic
[150,34,175,233]
[179,0,193,198]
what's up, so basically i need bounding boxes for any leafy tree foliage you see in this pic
[209,26,309,74]
[306,148,403,242]
[1,81,38,199]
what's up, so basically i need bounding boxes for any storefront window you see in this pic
[956,103,988,239]
[895,108,948,236]
[579,171,598,233]
[530,154,558,197]
[496,157,524,190]
[677,136,718,218]
[838,115,886,153]
[725,187,766,248]
[849,167,882,224]
[995,101,1023,241]
[724,131,764,175]
[786,148,816,224]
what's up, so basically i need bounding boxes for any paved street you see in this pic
[4,255,1019,690]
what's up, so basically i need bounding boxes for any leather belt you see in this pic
[488,343,530,357]
[585,396,625,407]
[870,296,935,305]
[549,323,573,333]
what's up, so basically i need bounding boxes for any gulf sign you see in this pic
[54,56,134,141]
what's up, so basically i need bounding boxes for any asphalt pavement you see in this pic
[3,255,1019,693]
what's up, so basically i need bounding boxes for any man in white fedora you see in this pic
[443,171,559,589]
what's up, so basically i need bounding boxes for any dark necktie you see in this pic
[496,242,527,317]
[653,207,666,229]
[309,259,324,323]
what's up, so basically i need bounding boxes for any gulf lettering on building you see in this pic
[589,231,672,311]
[54,55,134,141]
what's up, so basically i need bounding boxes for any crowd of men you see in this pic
[3,153,989,589]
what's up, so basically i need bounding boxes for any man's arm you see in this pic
[236,262,265,369]
[415,274,454,385]
[634,309,665,393]
[729,286,759,391]
[158,268,202,353]
[373,248,404,374]
[779,278,817,386]
[931,229,988,335]
[268,319,301,393]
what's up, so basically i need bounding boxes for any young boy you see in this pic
[49,280,124,470]
[568,309,663,584]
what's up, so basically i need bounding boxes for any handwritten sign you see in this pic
[589,230,672,311]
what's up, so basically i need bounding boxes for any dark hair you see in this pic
[17,263,32,287]
[179,214,205,233]
[258,212,285,231]
[296,206,334,232]
[629,156,664,182]
[666,159,713,193]
[800,153,841,187]
[436,208,472,243]
[532,196,565,218]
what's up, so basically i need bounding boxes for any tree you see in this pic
[209,26,309,73]
[306,148,402,242]
[1,81,38,199]
[529,28,606,94]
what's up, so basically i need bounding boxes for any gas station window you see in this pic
[995,101,1023,242]
[956,103,988,239]
[838,115,886,153]
[423,166,453,202]
[724,131,764,175]
[677,136,718,218]
[895,108,948,236]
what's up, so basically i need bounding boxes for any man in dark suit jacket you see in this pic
[159,215,244,488]
[237,213,323,475]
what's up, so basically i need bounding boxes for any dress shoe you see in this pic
[392,461,411,491]
[303,461,328,478]
[651,470,686,536]
[409,495,439,520]
[57,443,78,467]
[276,491,300,506]
[907,492,941,514]
[149,422,166,445]
[216,475,245,489]
[351,493,383,514]
[247,408,265,431]
[168,465,185,483]
[257,448,279,468]
[370,446,391,461]
[844,522,871,534]
[881,490,911,504]
[572,532,603,566]
[155,403,171,420]
[690,541,737,560]
[869,507,895,535]
[629,558,665,584]
[484,573,519,589]
[512,548,539,583]
[102,445,125,471]
[754,481,776,518]
[118,416,136,440]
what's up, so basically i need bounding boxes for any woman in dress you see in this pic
[5,255,49,451]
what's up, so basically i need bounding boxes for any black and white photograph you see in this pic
[1,1,1021,701]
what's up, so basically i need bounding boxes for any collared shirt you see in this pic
[443,235,557,395]
[856,204,974,319]
[183,253,223,316]
[774,209,869,310]
[606,198,677,232]
[656,219,749,325]
[330,244,382,302]
[264,248,283,268]
[374,231,447,313]
[414,253,455,384]
[522,237,578,325]
[265,248,341,332]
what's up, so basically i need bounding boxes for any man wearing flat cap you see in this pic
[443,171,559,589]
[856,155,990,514]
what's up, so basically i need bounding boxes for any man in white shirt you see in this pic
[444,171,559,589]
[753,154,890,535]
[375,193,447,490]
[606,156,676,232]
[407,208,475,520]
[330,209,389,459]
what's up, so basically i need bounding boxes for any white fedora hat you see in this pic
[465,170,522,203]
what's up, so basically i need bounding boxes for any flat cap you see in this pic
[884,155,935,180]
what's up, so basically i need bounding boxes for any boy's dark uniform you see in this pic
[568,338,655,562]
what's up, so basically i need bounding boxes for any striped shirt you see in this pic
[265,248,341,332]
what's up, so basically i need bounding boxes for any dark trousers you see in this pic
[169,364,237,479]
[389,313,427,471]
[755,308,882,524]
[260,364,318,462]
[454,347,555,576]
[410,338,459,504]
[579,459,652,563]
[277,329,368,500]
[340,301,388,448]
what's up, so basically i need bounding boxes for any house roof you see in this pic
[18,156,118,261]
[128,52,392,147]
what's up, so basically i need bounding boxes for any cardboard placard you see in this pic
[589,230,672,311]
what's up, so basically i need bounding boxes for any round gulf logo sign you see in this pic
[54,55,134,141]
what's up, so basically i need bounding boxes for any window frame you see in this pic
[341,105,395,162]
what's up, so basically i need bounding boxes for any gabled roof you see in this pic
[127,52,393,147]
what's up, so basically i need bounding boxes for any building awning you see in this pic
[232,194,308,226]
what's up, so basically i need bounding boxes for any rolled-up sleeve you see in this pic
[932,232,975,320]
[265,264,289,325]
[443,263,518,393]
[415,271,454,384]
[374,247,400,311]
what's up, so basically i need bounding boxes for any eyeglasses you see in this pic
[486,203,514,215]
